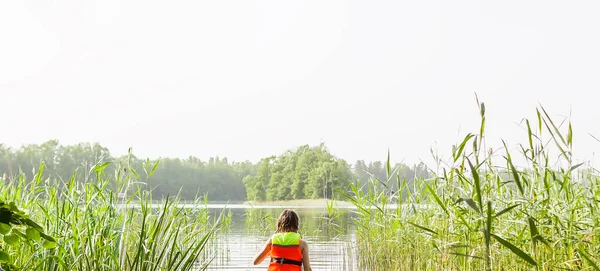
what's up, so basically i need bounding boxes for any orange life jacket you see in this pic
[268,232,303,271]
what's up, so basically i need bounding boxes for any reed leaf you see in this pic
[491,234,537,266]
[424,181,448,215]
[577,248,600,271]
[455,198,480,214]
[407,222,438,235]
[493,204,520,218]
[454,134,475,163]
[466,158,483,214]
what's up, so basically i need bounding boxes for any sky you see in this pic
[1,1,599,168]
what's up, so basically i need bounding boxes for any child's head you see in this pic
[276,209,299,233]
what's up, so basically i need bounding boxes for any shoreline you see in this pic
[244,198,354,208]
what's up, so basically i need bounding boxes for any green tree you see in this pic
[246,144,351,201]
[243,157,273,201]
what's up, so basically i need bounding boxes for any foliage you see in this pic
[353,159,430,200]
[0,158,224,271]
[0,142,430,202]
[0,199,57,271]
[0,143,253,201]
[341,100,600,270]
[243,144,352,201]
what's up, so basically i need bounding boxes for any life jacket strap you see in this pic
[270,257,302,266]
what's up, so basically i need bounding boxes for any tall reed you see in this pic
[0,151,225,271]
[341,99,600,270]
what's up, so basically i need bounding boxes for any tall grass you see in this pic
[341,101,600,270]
[0,152,225,271]
[243,205,276,236]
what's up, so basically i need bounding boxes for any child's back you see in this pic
[253,210,312,271]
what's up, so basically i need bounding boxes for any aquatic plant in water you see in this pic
[340,98,600,270]
[0,151,225,271]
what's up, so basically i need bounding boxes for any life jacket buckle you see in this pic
[279,257,285,265]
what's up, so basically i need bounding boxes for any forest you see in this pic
[0,141,430,201]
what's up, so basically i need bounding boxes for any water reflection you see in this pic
[203,207,357,270]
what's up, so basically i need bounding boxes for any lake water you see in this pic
[200,205,358,271]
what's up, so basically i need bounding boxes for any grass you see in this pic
[340,99,600,270]
[0,151,227,271]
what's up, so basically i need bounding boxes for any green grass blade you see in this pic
[424,181,448,215]
[569,162,584,172]
[540,113,569,161]
[491,234,537,266]
[448,252,484,260]
[504,149,524,196]
[567,122,573,147]
[408,222,438,235]
[34,162,46,185]
[149,160,160,178]
[92,162,112,173]
[466,158,483,213]
[494,204,520,218]
[536,109,542,135]
[528,216,539,250]
[486,201,492,242]
[540,105,567,146]
[386,150,391,180]
[526,120,535,161]
[456,198,481,214]
[578,249,600,271]
[454,134,474,162]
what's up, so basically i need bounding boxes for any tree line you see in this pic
[0,141,430,202]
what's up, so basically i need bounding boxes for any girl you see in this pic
[253,209,312,271]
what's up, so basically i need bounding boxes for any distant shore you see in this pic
[244,198,354,208]
[121,198,358,209]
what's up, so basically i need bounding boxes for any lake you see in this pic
[199,205,358,270]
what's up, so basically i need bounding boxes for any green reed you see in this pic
[341,100,600,270]
[0,152,226,271]
[243,204,276,236]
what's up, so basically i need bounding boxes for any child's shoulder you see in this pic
[299,238,308,249]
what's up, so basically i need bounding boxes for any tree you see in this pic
[244,157,273,201]
[0,140,429,203]
[245,144,351,201]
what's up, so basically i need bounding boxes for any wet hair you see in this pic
[276,209,299,233]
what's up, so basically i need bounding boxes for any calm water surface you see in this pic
[201,206,358,271]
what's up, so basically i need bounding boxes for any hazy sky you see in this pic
[1,1,599,167]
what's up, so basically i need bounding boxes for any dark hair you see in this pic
[276,209,299,233]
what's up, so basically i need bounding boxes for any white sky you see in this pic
[1,1,599,167]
